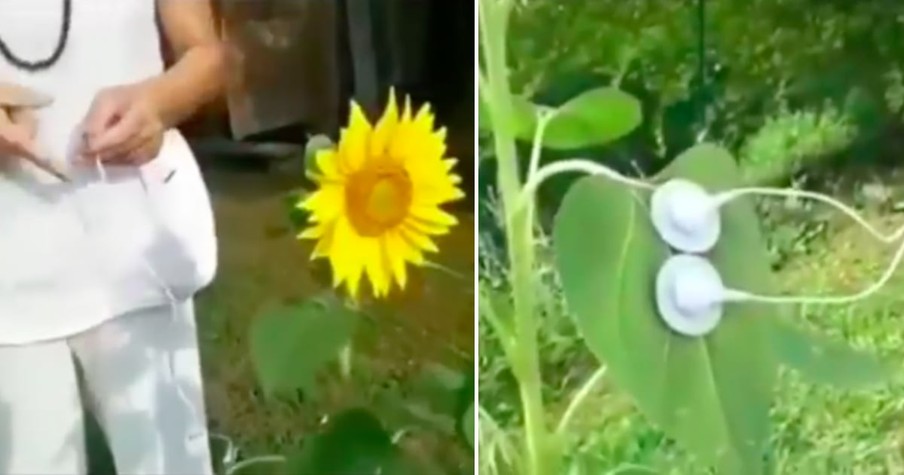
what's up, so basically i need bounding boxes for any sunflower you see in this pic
[297,90,465,299]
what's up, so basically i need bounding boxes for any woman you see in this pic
[0,0,223,473]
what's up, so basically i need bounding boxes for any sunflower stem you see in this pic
[479,1,553,474]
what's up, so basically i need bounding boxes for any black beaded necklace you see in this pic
[0,0,72,72]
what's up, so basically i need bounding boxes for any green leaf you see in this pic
[250,298,358,397]
[543,87,641,150]
[772,319,892,389]
[511,96,538,140]
[391,363,468,435]
[461,403,475,449]
[285,408,410,475]
[284,190,310,233]
[553,143,777,474]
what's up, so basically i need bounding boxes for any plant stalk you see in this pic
[479,1,551,474]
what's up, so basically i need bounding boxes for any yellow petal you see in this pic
[305,221,336,258]
[405,217,451,236]
[339,102,372,171]
[412,182,464,206]
[311,233,332,259]
[300,185,346,222]
[433,127,447,144]
[329,218,364,298]
[383,231,409,290]
[413,103,435,133]
[410,206,458,226]
[371,89,399,158]
[400,225,439,253]
[315,149,342,180]
[362,238,390,298]
[297,224,323,240]
[402,96,413,122]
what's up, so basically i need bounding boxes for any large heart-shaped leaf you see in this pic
[250,298,358,397]
[543,87,642,150]
[772,319,892,389]
[285,408,409,475]
[553,144,777,474]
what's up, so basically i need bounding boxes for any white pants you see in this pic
[0,300,213,475]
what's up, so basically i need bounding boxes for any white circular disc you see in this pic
[655,254,724,337]
[651,179,721,253]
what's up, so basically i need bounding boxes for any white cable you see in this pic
[724,220,904,306]
[513,158,904,311]
[515,158,654,214]
[710,185,904,305]
[717,186,904,243]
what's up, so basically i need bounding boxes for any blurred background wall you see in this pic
[175,0,473,188]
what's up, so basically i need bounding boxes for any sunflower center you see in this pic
[346,163,413,236]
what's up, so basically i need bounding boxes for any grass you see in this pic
[479,170,904,474]
[192,168,475,473]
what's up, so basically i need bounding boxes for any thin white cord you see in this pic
[515,158,654,214]
[729,230,904,305]
[711,186,904,306]
[718,186,904,243]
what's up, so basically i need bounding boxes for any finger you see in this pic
[82,92,123,139]
[25,154,68,182]
[0,125,38,159]
[105,133,159,165]
[0,107,12,126]
[125,136,162,165]
[8,109,37,139]
[87,107,143,157]
[95,131,147,163]
[0,82,53,108]
[94,127,147,164]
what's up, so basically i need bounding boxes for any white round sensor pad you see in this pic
[651,178,721,253]
[655,254,725,337]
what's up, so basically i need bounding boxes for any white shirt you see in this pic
[0,0,218,344]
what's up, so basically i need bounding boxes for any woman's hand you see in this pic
[0,107,39,159]
[80,0,224,167]
[80,84,165,166]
